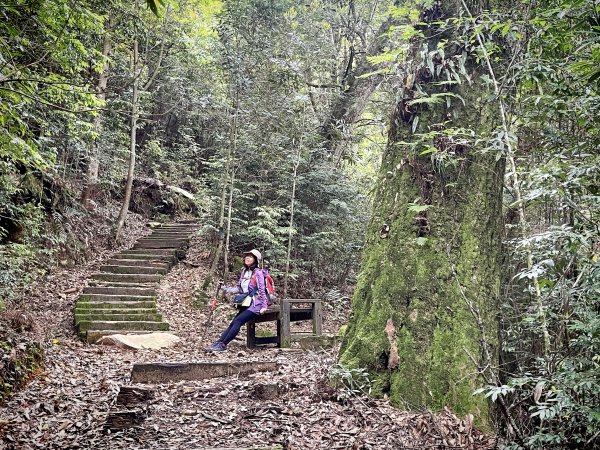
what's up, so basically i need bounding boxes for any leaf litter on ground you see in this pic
[0,218,496,450]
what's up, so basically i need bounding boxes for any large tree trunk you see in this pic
[339,1,505,427]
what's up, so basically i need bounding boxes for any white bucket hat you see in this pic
[243,249,262,263]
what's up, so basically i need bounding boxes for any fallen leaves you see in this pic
[0,231,496,450]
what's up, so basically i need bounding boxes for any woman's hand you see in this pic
[259,307,267,315]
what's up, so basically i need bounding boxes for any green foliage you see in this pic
[145,0,165,16]
[458,0,600,447]
[0,0,104,172]
[328,363,372,403]
[0,336,44,401]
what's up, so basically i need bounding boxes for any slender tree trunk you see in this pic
[82,17,112,208]
[283,146,301,298]
[222,92,240,280]
[283,108,305,298]
[208,166,229,275]
[208,93,239,281]
[115,33,140,241]
[115,6,167,241]
[223,166,235,279]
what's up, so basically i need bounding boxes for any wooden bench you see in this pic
[246,299,322,348]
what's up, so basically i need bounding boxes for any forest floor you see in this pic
[0,217,497,450]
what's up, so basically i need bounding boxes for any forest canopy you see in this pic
[0,0,599,448]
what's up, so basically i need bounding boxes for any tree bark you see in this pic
[283,140,301,299]
[82,17,112,208]
[115,34,140,242]
[115,7,168,241]
[339,1,504,427]
[222,92,239,280]
[321,15,394,167]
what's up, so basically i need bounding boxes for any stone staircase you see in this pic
[75,222,199,343]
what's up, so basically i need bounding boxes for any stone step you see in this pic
[136,238,189,243]
[105,259,171,269]
[76,301,157,310]
[130,361,279,383]
[123,248,178,254]
[88,282,159,289]
[146,237,190,241]
[123,248,179,255]
[156,223,198,228]
[133,240,188,249]
[78,320,170,333]
[148,230,195,235]
[91,273,163,283]
[78,294,156,302]
[75,308,158,315]
[148,231,193,236]
[140,236,189,241]
[75,313,163,324]
[86,330,171,344]
[159,230,197,234]
[82,286,156,296]
[99,265,168,275]
[109,254,175,262]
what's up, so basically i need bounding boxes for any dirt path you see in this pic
[0,233,496,450]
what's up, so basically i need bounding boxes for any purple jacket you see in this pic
[236,268,268,314]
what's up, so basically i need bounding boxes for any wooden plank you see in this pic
[249,310,279,324]
[254,335,278,345]
[130,361,279,383]
[282,299,321,303]
[289,309,313,322]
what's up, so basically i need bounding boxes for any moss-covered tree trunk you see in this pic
[339,1,505,426]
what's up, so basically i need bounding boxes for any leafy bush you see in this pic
[328,363,372,403]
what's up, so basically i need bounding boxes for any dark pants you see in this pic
[219,308,257,345]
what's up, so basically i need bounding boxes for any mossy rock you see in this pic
[298,334,340,351]
[0,339,44,401]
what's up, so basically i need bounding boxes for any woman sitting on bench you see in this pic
[205,249,268,353]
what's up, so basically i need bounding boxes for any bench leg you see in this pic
[276,318,282,347]
[246,321,256,348]
[312,301,322,336]
[281,301,291,348]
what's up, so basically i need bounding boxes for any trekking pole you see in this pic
[200,279,223,342]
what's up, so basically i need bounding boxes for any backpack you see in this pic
[251,268,277,305]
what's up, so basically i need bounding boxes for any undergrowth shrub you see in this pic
[0,312,44,402]
[328,363,372,404]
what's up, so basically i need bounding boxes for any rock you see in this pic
[297,334,340,351]
[116,386,154,406]
[251,383,282,400]
[104,408,146,431]
[96,332,181,350]
[130,361,279,383]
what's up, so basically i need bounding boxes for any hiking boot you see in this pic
[205,341,227,352]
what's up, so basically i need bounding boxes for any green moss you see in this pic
[0,339,44,401]
[340,52,504,427]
